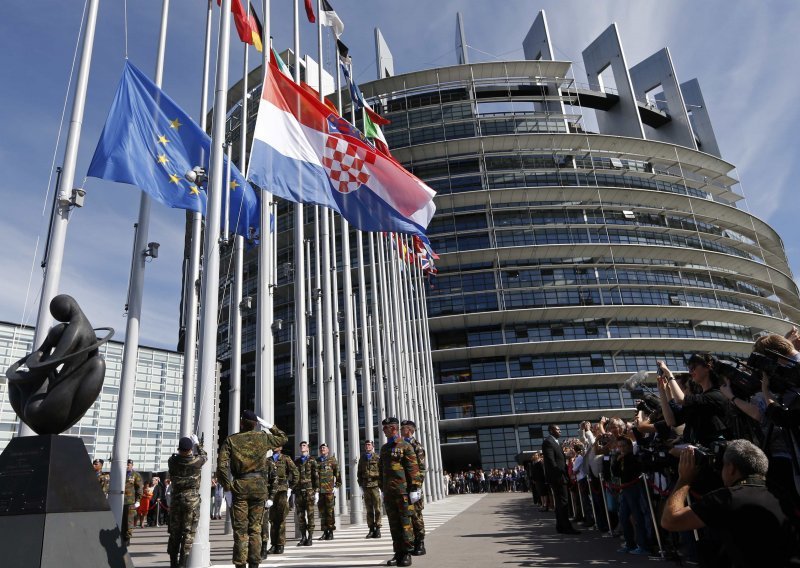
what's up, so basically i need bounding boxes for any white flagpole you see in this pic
[315,1,328,449]
[388,236,410,419]
[18,0,101,438]
[377,234,397,417]
[330,212,348,516]
[291,0,309,448]
[255,1,274,425]
[188,0,232,562]
[368,232,386,444]
[109,0,170,528]
[356,230,373,443]
[180,0,213,440]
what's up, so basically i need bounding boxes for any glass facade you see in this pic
[0,322,188,471]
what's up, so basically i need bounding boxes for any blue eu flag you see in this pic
[87,61,259,238]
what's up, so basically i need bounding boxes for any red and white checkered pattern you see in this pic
[321,135,375,194]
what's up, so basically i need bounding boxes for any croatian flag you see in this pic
[247,63,436,236]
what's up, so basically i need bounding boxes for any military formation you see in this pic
[90,410,430,568]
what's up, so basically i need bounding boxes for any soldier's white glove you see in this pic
[286,488,292,499]
[314,492,319,505]
[409,491,421,504]
[256,417,273,429]
[265,499,274,508]
[190,434,199,445]
[134,501,140,509]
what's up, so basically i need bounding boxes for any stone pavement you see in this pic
[128,492,658,567]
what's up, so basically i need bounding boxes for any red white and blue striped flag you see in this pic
[247,62,436,237]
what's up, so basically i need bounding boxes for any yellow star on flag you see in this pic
[230,180,240,191]
[157,135,169,145]
[169,173,181,184]
[157,154,169,164]
[169,118,182,130]
[190,185,201,195]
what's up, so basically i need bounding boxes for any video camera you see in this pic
[713,349,800,399]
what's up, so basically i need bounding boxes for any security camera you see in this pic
[70,188,86,208]
[145,242,160,259]
[185,166,208,186]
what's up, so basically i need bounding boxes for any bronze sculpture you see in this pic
[6,294,113,435]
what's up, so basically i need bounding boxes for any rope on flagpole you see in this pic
[13,0,90,358]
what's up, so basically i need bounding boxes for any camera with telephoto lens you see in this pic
[692,440,728,473]
[713,349,800,399]
[637,443,674,473]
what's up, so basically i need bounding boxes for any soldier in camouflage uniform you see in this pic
[263,445,298,555]
[257,457,277,560]
[357,440,382,539]
[401,420,427,556]
[379,417,420,567]
[123,459,143,548]
[217,410,288,568]
[316,442,341,540]
[293,440,319,546]
[93,458,110,497]
[167,436,208,568]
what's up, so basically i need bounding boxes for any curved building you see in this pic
[357,13,800,470]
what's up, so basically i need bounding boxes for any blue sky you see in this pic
[1,1,799,350]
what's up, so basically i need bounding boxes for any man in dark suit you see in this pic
[542,425,580,535]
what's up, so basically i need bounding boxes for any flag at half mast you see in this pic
[87,61,259,239]
[248,62,436,236]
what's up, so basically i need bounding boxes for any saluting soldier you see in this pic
[167,435,207,568]
[93,458,110,497]
[293,440,319,546]
[357,439,382,539]
[379,417,420,567]
[264,445,298,555]
[401,420,427,556]
[316,442,342,540]
[123,459,143,549]
[217,410,288,568]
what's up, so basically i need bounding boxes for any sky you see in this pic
[1,1,799,351]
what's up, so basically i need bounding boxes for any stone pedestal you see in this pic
[0,435,133,567]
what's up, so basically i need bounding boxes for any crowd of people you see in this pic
[93,412,429,568]
[444,466,529,494]
[521,333,800,567]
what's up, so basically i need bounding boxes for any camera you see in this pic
[713,349,800,399]
[692,440,728,473]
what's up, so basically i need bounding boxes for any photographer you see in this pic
[657,354,731,450]
[661,441,791,568]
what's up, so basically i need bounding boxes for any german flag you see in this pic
[219,0,263,52]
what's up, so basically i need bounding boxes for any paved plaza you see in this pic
[128,492,656,567]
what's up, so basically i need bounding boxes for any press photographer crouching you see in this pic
[661,441,792,568]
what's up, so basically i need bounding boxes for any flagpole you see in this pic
[189,0,232,563]
[388,237,410,419]
[330,212,348,517]
[368,232,386,444]
[18,0,101,438]
[314,206,326,446]
[315,0,328,451]
[255,3,274,426]
[356,231,373,444]
[376,234,397,417]
[109,0,169,529]
[180,0,213,442]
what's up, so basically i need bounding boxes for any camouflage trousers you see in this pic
[263,490,289,546]
[317,492,336,531]
[363,487,382,529]
[167,493,200,557]
[410,494,425,541]
[122,503,136,540]
[232,495,266,565]
[295,488,316,535]
[384,493,413,555]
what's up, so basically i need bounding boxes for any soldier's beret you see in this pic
[299,440,308,446]
[93,458,104,465]
[382,417,399,425]
[319,443,328,448]
[241,409,258,422]
[401,420,416,428]
[178,437,194,451]
[127,459,133,465]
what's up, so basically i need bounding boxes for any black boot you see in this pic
[386,554,399,566]
[327,530,334,540]
[366,528,374,539]
[304,531,313,546]
[411,540,426,556]
[261,542,269,559]
[275,545,284,554]
[397,553,413,567]
[318,529,328,540]
[297,535,307,546]
[169,554,179,568]
[268,544,278,554]
[374,527,382,539]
